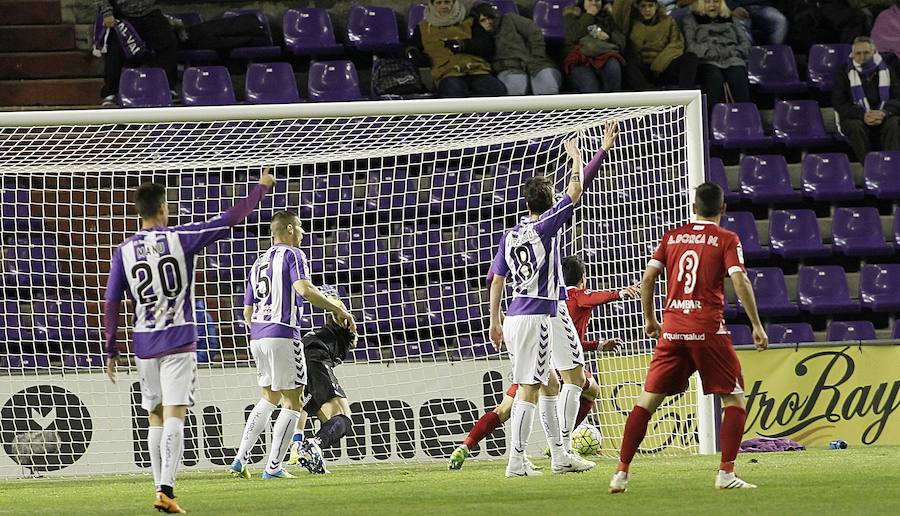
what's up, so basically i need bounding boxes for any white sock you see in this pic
[266,409,301,474]
[160,417,184,489]
[558,383,583,454]
[235,398,277,465]
[508,399,536,465]
[148,426,163,489]
[538,396,566,461]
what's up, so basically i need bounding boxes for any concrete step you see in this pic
[0,77,104,106]
[0,51,102,79]
[0,0,61,25]
[0,24,74,51]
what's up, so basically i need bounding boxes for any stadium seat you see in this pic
[863,151,900,199]
[406,3,427,39]
[797,265,860,314]
[245,62,300,104]
[826,320,877,342]
[283,7,344,57]
[768,209,831,259]
[859,264,900,312]
[361,283,419,332]
[351,346,381,361]
[179,182,223,223]
[476,0,520,14]
[222,9,282,61]
[347,6,402,53]
[393,339,437,360]
[739,155,802,203]
[710,103,773,149]
[894,206,900,249]
[430,168,479,213]
[455,335,496,358]
[773,100,833,148]
[335,227,392,271]
[742,268,799,317]
[808,43,851,91]
[831,207,893,256]
[0,301,35,351]
[727,324,753,346]
[3,238,70,287]
[721,211,769,260]
[364,169,420,215]
[118,67,172,108]
[707,157,740,204]
[399,226,454,273]
[532,1,565,41]
[491,164,524,213]
[32,295,99,347]
[747,45,807,95]
[800,153,864,201]
[1,186,41,230]
[62,354,104,368]
[181,66,236,106]
[168,13,217,64]
[767,322,816,344]
[308,60,364,102]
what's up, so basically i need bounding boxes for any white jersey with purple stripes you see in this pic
[244,244,311,341]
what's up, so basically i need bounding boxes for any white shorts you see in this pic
[136,352,197,412]
[250,338,307,391]
[550,301,585,372]
[504,314,551,385]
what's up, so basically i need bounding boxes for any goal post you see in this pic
[0,91,711,479]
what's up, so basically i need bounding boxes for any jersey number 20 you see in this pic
[130,257,183,305]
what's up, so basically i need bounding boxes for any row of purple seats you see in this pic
[729,320,897,346]
[748,44,853,95]
[0,296,99,345]
[710,101,833,149]
[2,238,70,287]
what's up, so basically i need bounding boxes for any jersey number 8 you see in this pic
[676,250,700,294]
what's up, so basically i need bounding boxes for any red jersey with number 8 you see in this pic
[648,220,746,333]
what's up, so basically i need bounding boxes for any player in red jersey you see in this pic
[608,182,768,494]
[447,257,638,469]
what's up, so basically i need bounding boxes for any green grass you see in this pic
[4,447,899,515]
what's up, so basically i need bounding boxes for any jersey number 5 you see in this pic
[676,250,700,294]
[255,262,271,299]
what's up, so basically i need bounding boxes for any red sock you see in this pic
[463,411,502,449]
[617,405,651,473]
[573,396,594,429]
[719,406,746,474]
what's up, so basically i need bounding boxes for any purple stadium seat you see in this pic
[741,267,799,317]
[179,182,223,223]
[800,153,864,201]
[361,283,418,332]
[533,1,565,41]
[826,320,876,342]
[859,264,900,312]
[797,265,860,314]
[808,44,851,91]
[1,186,41,230]
[223,10,282,61]
[365,169,420,214]
[491,164,524,213]
[773,100,833,148]
[245,62,300,104]
[0,301,34,347]
[32,296,98,344]
[474,0,519,15]
[351,346,381,361]
[3,238,70,286]
[118,67,171,108]
[311,174,355,216]
[169,13,217,64]
[768,209,831,259]
[832,207,893,256]
[406,3,427,39]
[727,324,753,346]
[284,7,343,56]
[707,157,740,204]
[336,228,392,270]
[347,6,401,53]
[739,155,802,203]
[721,211,769,260]
[399,226,453,273]
[393,338,437,359]
[430,168,479,213]
[455,335,496,358]
[710,103,773,149]
[863,151,900,199]
[894,322,900,339]
[747,45,807,95]
[181,66,235,106]
[308,60,363,102]
[767,323,816,344]
[894,206,900,249]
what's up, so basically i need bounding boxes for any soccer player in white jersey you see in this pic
[105,170,275,514]
[228,211,356,480]
[489,122,617,477]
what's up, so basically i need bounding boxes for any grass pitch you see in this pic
[3,446,898,515]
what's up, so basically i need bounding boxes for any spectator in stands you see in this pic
[683,0,751,107]
[727,1,788,45]
[782,1,867,53]
[563,0,627,92]
[417,0,507,98]
[469,3,563,95]
[95,0,178,106]
[871,1,900,67]
[849,0,894,27]
[833,37,900,161]
[611,0,698,90]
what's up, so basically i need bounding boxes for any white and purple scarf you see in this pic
[848,51,891,111]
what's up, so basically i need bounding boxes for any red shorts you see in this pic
[506,369,593,397]
[644,332,744,396]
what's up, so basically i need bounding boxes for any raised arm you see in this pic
[562,120,619,205]
[222,169,275,226]
[731,271,768,351]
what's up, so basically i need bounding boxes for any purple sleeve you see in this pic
[486,232,509,286]
[103,247,127,359]
[176,183,271,255]
[534,194,575,237]
[243,281,255,306]
[286,249,309,284]
[582,148,606,192]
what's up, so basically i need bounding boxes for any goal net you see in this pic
[0,93,705,478]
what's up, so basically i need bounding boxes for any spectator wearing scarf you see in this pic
[833,37,900,162]
[562,0,627,93]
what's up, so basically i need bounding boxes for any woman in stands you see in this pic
[611,0,698,91]
[562,0,627,93]
[682,0,751,108]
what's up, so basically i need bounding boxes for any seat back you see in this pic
[533,0,565,40]
[283,7,338,49]
[826,320,876,342]
[864,151,900,189]
[722,212,763,253]
[767,323,816,344]
[808,43,851,90]
[181,66,236,106]
[832,207,886,249]
[711,103,766,140]
[797,265,852,306]
[406,3,427,39]
[308,60,363,102]
[747,267,791,304]
[245,62,300,104]
[748,45,800,84]
[859,263,900,304]
[118,67,171,108]
[769,209,823,250]
[347,5,400,49]
[727,324,752,346]
[802,153,854,188]
[773,99,828,138]
[223,9,274,44]
[739,154,792,192]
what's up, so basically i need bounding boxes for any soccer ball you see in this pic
[571,424,602,455]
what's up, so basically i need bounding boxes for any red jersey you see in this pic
[649,220,745,333]
[566,287,620,351]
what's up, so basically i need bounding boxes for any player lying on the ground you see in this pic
[448,255,638,470]
[608,182,768,494]
[285,287,357,475]
[229,212,355,481]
